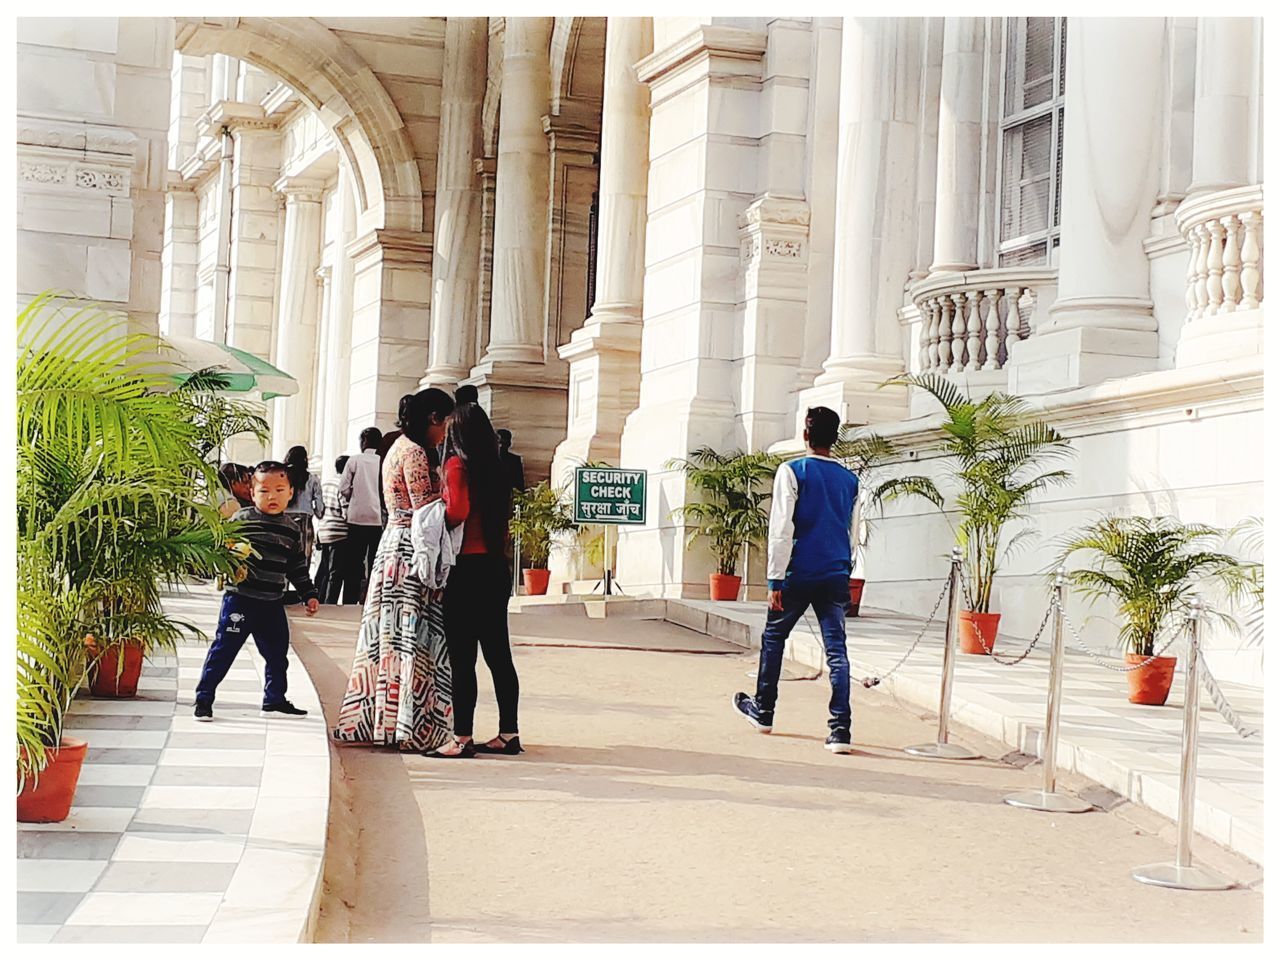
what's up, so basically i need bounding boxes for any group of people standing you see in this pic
[328,388,524,758]
[209,386,525,757]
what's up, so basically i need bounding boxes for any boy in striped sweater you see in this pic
[194,462,320,721]
[733,406,859,753]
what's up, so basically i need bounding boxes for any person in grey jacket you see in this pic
[283,445,325,565]
[334,427,386,604]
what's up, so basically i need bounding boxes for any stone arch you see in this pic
[550,17,606,117]
[174,16,423,233]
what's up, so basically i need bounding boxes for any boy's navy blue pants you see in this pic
[196,593,291,707]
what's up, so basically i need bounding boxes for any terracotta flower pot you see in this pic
[88,639,145,698]
[958,610,1001,655]
[709,574,742,601]
[523,568,551,596]
[1125,654,1178,706]
[847,578,866,618]
[17,737,88,823]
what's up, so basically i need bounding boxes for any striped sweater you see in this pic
[227,507,318,602]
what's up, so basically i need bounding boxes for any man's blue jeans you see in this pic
[755,578,851,731]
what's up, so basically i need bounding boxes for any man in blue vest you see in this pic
[733,406,859,753]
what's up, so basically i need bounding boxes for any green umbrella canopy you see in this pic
[158,335,298,399]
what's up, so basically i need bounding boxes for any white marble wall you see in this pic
[17,18,175,333]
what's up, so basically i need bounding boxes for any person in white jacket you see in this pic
[733,406,859,753]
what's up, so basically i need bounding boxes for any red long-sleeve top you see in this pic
[442,456,488,555]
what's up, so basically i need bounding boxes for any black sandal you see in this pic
[426,737,475,759]
[474,734,523,755]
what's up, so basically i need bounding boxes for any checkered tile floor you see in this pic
[679,599,1263,864]
[16,589,328,943]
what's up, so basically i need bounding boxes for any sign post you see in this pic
[573,467,647,596]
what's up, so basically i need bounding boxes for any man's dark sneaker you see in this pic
[194,701,213,722]
[825,729,853,754]
[732,692,773,733]
[261,700,308,718]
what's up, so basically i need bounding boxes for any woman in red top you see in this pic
[430,401,519,758]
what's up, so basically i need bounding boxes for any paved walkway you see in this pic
[292,607,1262,943]
[668,599,1264,864]
[16,589,328,943]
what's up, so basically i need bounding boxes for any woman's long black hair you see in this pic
[446,402,511,555]
[283,446,310,496]
[397,388,456,465]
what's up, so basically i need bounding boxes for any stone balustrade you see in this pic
[910,268,1057,375]
[1176,185,1264,321]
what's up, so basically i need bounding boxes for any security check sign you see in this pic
[574,467,647,525]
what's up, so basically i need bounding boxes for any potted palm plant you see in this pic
[668,447,781,601]
[833,429,898,617]
[876,375,1074,654]
[1057,515,1252,705]
[17,295,239,819]
[510,481,577,595]
[87,372,268,697]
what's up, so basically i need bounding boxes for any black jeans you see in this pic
[444,553,518,738]
[314,541,337,600]
[331,524,382,604]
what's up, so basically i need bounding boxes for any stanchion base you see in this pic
[1003,789,1093,813]
[904,741,980,760]
[1131,862,1235,891]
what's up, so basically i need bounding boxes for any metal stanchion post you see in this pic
[1005,569,1093,813]
[905,547,979,760]
[1132,596,1234,890]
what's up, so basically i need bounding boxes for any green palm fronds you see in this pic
[511,482,577,568]
[668,447,782,577]
[1056,515,1253,657]
[17,294,242,784]
[881,374,1075,612]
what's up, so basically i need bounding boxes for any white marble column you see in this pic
[930,17,985,273]
[1171,17,1264,367]
[423,17,487,388]
[321,170,356,468]
[482,16,553,364]
[796,18,920,426]
[1189,18,1258,194]
[551,17,653,477]
[270,177,325,458]
[1009,18,1164,393]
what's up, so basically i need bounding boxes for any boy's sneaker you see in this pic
[194,701,213,722]
[825,729,853,754]
[732,692,773,733]
[261,700,308,718]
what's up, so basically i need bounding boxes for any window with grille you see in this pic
[998,17,1066,267]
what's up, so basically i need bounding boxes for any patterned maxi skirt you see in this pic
[331,523,453,751]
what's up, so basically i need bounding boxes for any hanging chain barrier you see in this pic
[957,568,1055,666]
[1060,607,1188,673]
[859,574,952,689]
[1196,651,1262,741]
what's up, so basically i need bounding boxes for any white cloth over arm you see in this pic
[410,499,464,589]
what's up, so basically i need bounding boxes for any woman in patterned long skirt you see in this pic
[331,388,457,752]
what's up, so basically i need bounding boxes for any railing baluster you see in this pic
[1221,214,1242,312]
[982,288,1002,371]
[1206,219,1226,316]
[937,296,954,373]
[949,293,966,374]
[1240,210,1262,309]
[965,290,982,372]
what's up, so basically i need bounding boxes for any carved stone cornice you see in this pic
[17,119,137,157]
[274,175,326,203]
[636,25,767,96]
[541,114,599,155]
[197,100,281,139]
[347,228,433,266]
